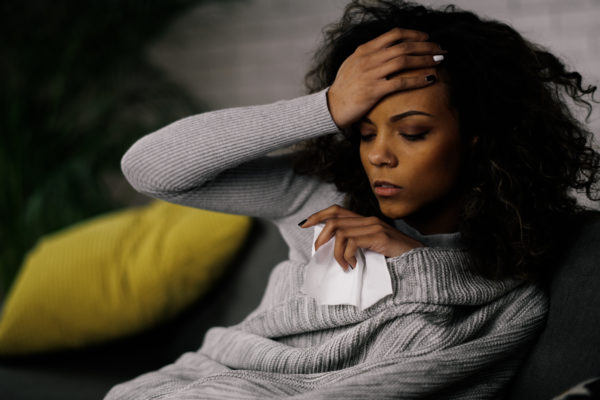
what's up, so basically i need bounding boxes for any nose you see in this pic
[367,137,398,168]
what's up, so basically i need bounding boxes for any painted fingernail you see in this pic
[298,218,307,227]
[433,54,444,62]
[426,74,436,82]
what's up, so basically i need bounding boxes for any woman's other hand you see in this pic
[299,205,423,271]
[327,27,445,129]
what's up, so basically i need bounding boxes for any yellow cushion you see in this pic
[0,200,251,355]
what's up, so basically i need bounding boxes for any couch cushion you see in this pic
[507,211,600,399]
[0,200,251,355]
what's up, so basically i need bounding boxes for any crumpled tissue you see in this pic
[302,224,393,310]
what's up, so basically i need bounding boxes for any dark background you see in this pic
[0,0,235,298]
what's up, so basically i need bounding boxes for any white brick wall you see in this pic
[149,0,347,109]
[149,0,600,135]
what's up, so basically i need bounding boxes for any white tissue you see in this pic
[302,224,393,310]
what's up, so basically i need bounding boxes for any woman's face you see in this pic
[358,82,465,234]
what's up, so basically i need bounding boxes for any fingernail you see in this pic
[426,74,436,82]
[298,218,307,227]
[433,54,444,62]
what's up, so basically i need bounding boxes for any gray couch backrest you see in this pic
[508,211,600,399]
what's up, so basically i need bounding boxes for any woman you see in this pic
[106,1,599,399]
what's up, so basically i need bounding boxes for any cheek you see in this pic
[433,147,461,175]
[412,142,463,192]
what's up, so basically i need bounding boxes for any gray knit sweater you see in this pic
[106,89,548,400]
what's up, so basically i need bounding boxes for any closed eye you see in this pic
[401,131,429,142]
[360,133,376,142]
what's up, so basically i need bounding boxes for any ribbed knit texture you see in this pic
[106,90,548,399]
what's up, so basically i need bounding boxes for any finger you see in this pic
[301,204,360,228]
[335,225,389,269]
[314,223,336,252]
[376,41,446,63]
[344,238,359,269]
[368,27,429,51]
[346,230,417,257]
[313,216,365,251]
[313,216,382,251]
[348,233,386,255]
[328,223,385,253]
[333,231,350,270]
[375,55,443,79]
[377,71,438,95]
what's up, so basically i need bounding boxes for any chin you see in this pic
[378,202,417,221]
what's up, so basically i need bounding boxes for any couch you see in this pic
[0,212,598,399]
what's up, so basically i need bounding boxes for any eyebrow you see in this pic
[390,110,433,122]
[361,110,434,124]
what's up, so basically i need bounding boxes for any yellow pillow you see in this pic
[0,200,251,355]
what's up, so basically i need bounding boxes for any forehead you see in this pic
[365,82,454,122]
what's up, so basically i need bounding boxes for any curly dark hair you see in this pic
[294,0,600,281]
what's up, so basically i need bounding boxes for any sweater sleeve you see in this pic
[120,89,340,219]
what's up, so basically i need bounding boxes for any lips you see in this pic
[373,180,401,188]
[373,180,402,196]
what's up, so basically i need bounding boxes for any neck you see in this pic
[403,191,463,235]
